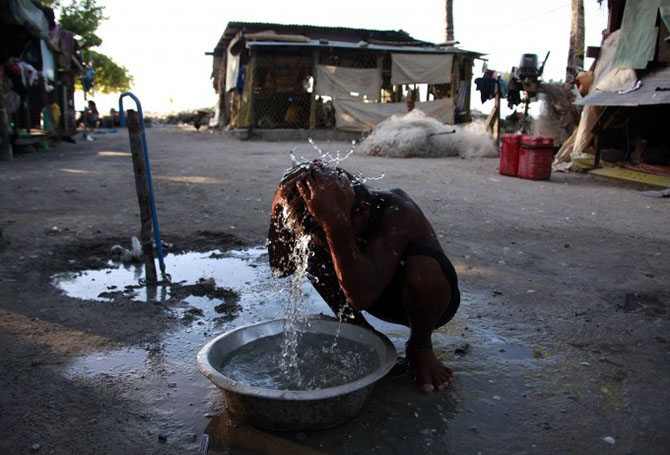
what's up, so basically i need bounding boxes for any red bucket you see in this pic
[518,136,553,180]
[499,134,523,176]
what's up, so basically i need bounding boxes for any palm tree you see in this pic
[445,0,454,42]
[567,0,585,80]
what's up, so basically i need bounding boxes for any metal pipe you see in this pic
[119,92,168,282]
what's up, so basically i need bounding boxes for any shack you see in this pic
[210,22,483,133]
[0,0,81,160]
[555,0,670,185]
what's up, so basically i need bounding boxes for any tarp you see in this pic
[315,65,382,100]
[391,53,452,85]
[613,0,670,70]
[40,39,55,81]
[225,48,240,92]
[661,6,670,41]
[0,0,49,38]
[590,30,637,93]
[333,98,454,132]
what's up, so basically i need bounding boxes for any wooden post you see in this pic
[493,87,501,148]
[126,110,157,283]
[245,47,257,128]
[0,78,12,161]
[309,49,319,129]
[522,92,531,134]
[464,57,473,123]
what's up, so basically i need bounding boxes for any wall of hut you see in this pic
[215,45,475,131]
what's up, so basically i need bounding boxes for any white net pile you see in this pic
[357,109,497,159]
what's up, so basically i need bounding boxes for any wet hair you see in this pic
[279,161,370,236]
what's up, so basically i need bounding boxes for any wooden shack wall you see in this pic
[227,46,474,129]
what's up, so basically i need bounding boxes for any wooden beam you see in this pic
[0,78,12,161]
[126,110,157,284]
[245,47,257,128]
[309,49,319,129]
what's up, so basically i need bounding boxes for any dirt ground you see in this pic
[1,124,669,455]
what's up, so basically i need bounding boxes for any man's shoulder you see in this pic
[387,188,410,198]
[374,189,424,228]
[376,188,413,206]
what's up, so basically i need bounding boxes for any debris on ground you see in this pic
[640,188,670,198]
[110,236,143,263]
[358,109,497,158]
[454,343,470,355]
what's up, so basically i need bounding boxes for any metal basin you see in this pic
[196,315,397,431]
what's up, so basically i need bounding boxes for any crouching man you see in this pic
[268,160,460,393]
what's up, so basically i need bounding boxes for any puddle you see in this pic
[52,247,268,302]
[57,246,548,451]
[61,246,338,432]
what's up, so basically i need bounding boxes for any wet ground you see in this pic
[53,245,557,454]
[1,125,669,454]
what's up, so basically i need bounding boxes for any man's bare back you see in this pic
[268,161,460,392]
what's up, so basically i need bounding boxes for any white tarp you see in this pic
[333,98,454,132]
[391,53,453,85]
[225,47,240,92]
[591,30,637,93]
[315,65,382,100]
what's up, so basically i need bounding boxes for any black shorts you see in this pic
[367,244,460,328]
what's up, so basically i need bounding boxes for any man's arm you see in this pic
[296,165,406,310]
[323,215,406,311]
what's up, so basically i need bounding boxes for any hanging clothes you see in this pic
[236,64,246,95]
[80,68,95,93]
[10,58,39,87]
[506,77,522,108]
[474,77,497,103]
[498,77,509,98]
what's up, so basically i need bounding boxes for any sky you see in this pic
[80,0,609,116]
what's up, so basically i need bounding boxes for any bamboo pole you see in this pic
[0,78,12,161]
[245,47,257,129]
[493,88,501,148]
[309,49,319,129]
[126,109,157,283]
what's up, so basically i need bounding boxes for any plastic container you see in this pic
[499,134,523,176]
[518,136,554,180]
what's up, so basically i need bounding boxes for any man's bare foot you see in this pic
[407,347,454,393]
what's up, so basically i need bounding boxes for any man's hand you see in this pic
[296,163,355,231]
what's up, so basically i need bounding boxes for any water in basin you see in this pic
[218,332,380,391]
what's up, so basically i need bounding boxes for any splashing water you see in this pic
[288,140,384,185]
[277,211,313,387]
[273,142,388,386]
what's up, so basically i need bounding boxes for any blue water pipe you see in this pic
[119,92,169,282]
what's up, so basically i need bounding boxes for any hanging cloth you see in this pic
[391,53,453,85]
[315,65,382,100]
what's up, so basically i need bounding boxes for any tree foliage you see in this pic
[89,50,133,94]
[41,0,133,93]
[59,0,106,49]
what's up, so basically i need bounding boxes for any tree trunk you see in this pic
[567,0,585,80]
[445,0,454,42]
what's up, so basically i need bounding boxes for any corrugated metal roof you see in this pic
[212,21,484,56]
[246,39,483,55]
[574,65,670,106]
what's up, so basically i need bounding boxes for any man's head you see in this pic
[278,160,370,236]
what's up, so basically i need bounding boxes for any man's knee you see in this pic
[403,257,450,303]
